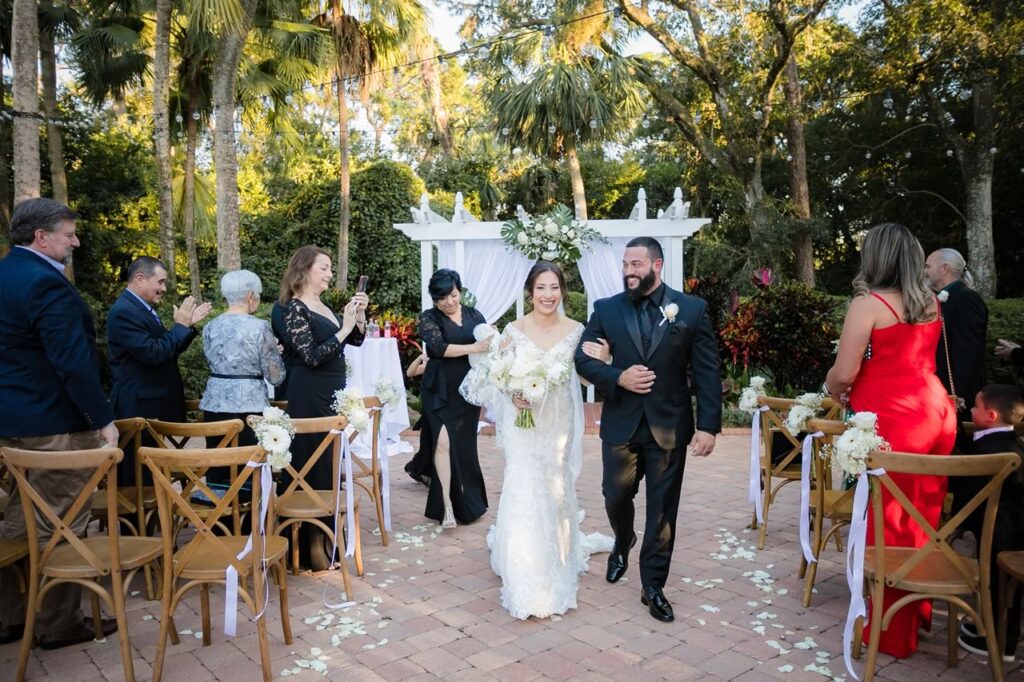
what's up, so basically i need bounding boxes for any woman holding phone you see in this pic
[277,245,368,568]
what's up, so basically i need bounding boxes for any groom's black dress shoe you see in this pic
[641,586,674,622]
[606,533,637,583]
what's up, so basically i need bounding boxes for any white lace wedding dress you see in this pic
[462,322,613,620]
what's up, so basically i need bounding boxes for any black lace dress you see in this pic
[419,306,488,524]
[280,298,364,489]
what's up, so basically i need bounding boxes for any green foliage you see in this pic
[987,298,1024,386]
[721,281,842,392]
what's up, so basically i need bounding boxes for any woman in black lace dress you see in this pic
[419,269,491,528]
[277,245,367,568]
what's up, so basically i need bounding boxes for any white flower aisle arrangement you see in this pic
[332,386,371,433]
[254,405,296,471]
[785,392,825,435]
[822,411,890,478]
[739,375,767,413]
[372,377,400,408]
[500,204,607,262]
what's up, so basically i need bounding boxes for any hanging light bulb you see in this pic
[426,131,434,140]
[786,154,792,161]
[882,93,894,109]
[990,146,998,154]
[865,151,872,160]
[589,119,598,129]
[192,111,200,121]
[946,149,954,157]
[480,44,490,59]
[548,124,556,134]
[752,110,763,120]
[904,151,912,159]
[694,112,702,123]
[642,117,650,129]
[501,127,510,136]
[824,153,831,161]
[747,157,754,164]
[285,94,294,105]
[175,113,183,123]
[958,88,971,101]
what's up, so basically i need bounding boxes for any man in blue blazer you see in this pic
[575,237,722,622]
[107,256,210,482]
[0,198,119,648]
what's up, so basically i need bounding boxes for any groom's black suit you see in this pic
[575,283,722,590]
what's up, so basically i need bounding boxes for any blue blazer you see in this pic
[107,290,196,421]
[0,247,114,437]
[575,286,722,450]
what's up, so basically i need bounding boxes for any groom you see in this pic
[575,237,721,622]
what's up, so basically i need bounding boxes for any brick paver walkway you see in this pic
[2,434,1008,680]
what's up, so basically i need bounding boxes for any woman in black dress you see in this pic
[419,269,492,528]
[277,245,367,567]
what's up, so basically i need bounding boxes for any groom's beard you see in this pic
[624,271,657,301]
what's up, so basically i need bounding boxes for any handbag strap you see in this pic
[938,298,956,396]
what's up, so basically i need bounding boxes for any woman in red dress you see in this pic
[825,223,957,659]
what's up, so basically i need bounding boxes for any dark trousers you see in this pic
[602,417,688,590]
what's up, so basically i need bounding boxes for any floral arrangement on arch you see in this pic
[254,405,296,471]
[500,203,607,262]
[820,412,890,477]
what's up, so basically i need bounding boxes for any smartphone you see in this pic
[356,275,369,293]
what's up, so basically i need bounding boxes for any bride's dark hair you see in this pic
[524,261,566,302]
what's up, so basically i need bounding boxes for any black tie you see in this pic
[638,298,653,353]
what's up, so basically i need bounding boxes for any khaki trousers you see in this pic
[0,430,103,640]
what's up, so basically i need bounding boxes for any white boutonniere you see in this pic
[937,290,949,303]
[659,302,679,327]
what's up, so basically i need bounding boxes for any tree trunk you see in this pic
[335,74,351,289]
[782,53,814,287]
[212,0,258,272]
[183,97,202,299]
[743,175,772,254]
[152,0,176,287]
[11,0,40,203]
[418,41,453,155]
[564,136,588,221]
[40,1,73,279]
[0,61,14,253]
[961,74,997,298]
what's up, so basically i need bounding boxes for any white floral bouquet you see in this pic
[253,405,296,471]
[785,392,825,435]
[738,376,767,413]
[500,203,607,261]
[821,411,890,477]
[482,340,572,429]
[332,386,371,433]
[373,377,400,407]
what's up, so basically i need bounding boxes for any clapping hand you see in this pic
[582,338,612,364]
[995,339,1020,361]
[173,296,212,327]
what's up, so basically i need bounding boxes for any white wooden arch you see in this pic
[393,187,711,320]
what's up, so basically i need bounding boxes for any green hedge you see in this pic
[988,298,1024,385]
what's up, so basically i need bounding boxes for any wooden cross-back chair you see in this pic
[851,450,1019,682]
[753,395,843,550]
[184,400,290,424]
[0,455,28,630]
[247,414,361,593]
[145,419,246,536]
[141,445,291,682]
[796,418,853,607]
[1,447,162,682]
[350,397,389,546]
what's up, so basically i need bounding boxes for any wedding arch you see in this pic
[393,188,712,323]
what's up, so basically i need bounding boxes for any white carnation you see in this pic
[852,412,878,430]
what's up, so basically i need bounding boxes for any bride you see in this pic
[461,261,612,620]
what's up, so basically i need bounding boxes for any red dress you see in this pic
[848,293,957,659]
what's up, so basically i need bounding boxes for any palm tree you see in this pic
[0,0,15,232]
[11,0,40,202]
[483,25,646,221]
[153,0,176,286]
[313,0,427,289]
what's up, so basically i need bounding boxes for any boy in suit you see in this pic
[955,384,1024,661]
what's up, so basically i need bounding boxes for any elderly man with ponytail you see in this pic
[924,248,989,421]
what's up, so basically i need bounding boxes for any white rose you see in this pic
[851,412,878,431]
[566,229,576,240]
[266,449,292,472]
[750,376,767,390]
[661,302,679,323]
[937,290,949,302]
[516,231,529,245]
[542,251,556,260]
[262,405,284,420]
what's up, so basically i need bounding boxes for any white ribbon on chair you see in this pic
[370,406,392,532]
[323,431,357,610]
[842,467,886,681]
[799,431,824,565]
[748,406,770,525]
[225,461,273,637]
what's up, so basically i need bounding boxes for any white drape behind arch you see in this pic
[438,240,534,323]
[577,237,631,308]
